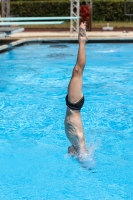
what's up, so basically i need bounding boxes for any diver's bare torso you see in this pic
[65,108,85,154]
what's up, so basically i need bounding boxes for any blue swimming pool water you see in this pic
[0,43,133,200]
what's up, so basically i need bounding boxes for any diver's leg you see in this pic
[67,23,88,155]
[67,22,88,103]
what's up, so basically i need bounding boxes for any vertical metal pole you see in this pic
[1,0,10,17]
[77,0,79,32]
[86,0,93,30]
[90,0,93,30]
[70,0,73,33]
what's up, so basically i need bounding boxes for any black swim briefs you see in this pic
[65,94,84,111]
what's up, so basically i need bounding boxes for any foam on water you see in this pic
[79,146,96,170]
[96,49,116,53]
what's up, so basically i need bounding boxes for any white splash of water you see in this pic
[78,144,97,170]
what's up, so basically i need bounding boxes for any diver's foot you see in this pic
[78,22,88,42]
[68,145,78,157]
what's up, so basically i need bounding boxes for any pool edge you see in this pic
[1,37,133,53]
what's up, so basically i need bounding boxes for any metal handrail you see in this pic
[124,0,133,22]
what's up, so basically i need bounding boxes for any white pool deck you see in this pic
[7,30,133,40]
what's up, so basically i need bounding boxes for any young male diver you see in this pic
[64,22,90,164]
